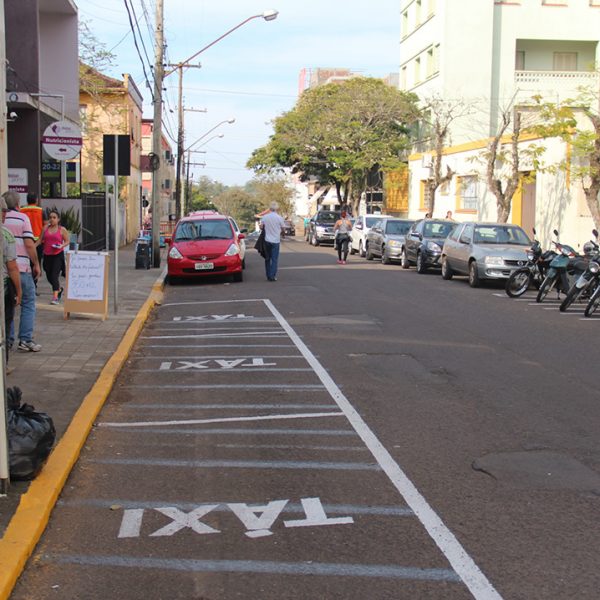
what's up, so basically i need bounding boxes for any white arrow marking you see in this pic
[150,506,220,537]
[284,497,353,529]
[228,500,289,538]
[159,362,172,371]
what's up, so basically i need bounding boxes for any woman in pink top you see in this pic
[39,210,69,305]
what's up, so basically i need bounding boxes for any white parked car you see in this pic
[350,214,391,257]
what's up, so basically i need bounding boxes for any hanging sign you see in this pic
[42,120,82,160]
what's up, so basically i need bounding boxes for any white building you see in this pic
[400,0,600,248]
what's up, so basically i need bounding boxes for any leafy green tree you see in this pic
[245,174,295,218]
[531,89,600,229]
[187,176,226,212]
[248,77,420,214]
[212,187,258,230]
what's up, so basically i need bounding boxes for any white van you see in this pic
[350,214,391,257]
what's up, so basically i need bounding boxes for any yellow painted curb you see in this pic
[0,269,167,599]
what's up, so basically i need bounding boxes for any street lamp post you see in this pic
[166,10,279,220]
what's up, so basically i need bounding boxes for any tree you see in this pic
[245,173,295,218]
[247,77,420,214]
[531,89,600,230]
[187,176,226,212]
[212,187,258,229]
[418,96,474,216]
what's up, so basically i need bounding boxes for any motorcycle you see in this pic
[559,230,600,312]
[584,266,600,317]
[505,228,556,298]
[536,230,584,303]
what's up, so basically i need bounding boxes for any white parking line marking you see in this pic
[161,299,266,307]
[99,411,345,428]
[141,332,287,339]
[263,299,502,599]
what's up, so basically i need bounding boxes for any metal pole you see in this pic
[0,0,9,495]
[150,0,164,268]
[175,66,183,220]
[185,153,191,214]
[104,176,110,251]
[114,136,119,314]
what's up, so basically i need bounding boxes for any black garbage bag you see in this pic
[6,386,56,480]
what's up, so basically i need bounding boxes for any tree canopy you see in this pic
[247,77,420,213]
[530,89,600,229]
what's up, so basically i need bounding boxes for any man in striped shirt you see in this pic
[2,191,42,352]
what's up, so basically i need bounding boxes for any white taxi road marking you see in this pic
[100,411,345,428]
[262,298,503,599]
[118,497,354,540]
[104,299,501,598]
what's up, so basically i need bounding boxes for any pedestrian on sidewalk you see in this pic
[21,193,46,274]
[39,210,69,305]
[260,201,286,282]
[1,196,22,368]
[333,209,353,264]
[2,191,42,352]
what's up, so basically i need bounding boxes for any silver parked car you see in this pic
[441,222,531,287]
[366,218,415,264]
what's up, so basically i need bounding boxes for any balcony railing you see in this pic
[514,70,599,104]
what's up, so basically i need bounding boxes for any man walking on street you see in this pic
[2,191,42,352]
[261,201,286,282]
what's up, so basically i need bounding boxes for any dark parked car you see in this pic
[307,210,341,246]
[283,220,296,236]
[366,218,415,263]
[401,218,457,273]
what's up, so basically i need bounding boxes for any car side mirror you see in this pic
[460,236,472,245]
[238,233,245,240]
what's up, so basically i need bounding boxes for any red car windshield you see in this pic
[175,219,233,242]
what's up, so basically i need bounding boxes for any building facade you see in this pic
[141,119,176,223]
[80,68,143,243]
[5,0,79,200]
[400,0,600,248]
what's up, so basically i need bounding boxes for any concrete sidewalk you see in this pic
[0,243,164,537]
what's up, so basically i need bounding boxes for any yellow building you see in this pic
[79,65,143,244]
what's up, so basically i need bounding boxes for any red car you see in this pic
[167,212,244,283]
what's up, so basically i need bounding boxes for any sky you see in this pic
[76,0,401,187]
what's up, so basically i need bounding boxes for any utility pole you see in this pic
[150,0,164,268]
[167,64,202,221]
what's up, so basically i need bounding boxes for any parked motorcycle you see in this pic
[584,268,600,317]
[536,230,583,303]
[505,228,556,298]
[559,230,600,312]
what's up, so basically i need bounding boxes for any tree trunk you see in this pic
[585,184,600,232]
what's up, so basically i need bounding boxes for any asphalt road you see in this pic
[11,238,600,599]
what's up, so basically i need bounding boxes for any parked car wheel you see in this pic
[381,246,391,264]
[359,241,365,257]
[401,247,410,269]
[468,260,480,288]
[416,252,427,274]
[441,256,453,280]
[350,245,357,255]
[167,275,181,286]
[233,271,243,283]
[311,234,319,246]
[242,258,246,270]
[366,244,374,260]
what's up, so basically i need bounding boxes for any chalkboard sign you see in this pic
[64,251,109,320]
